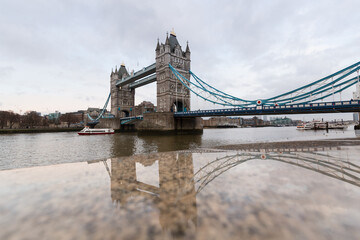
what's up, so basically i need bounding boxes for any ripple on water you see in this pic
[0,127,358,170]
[0,148,359,239]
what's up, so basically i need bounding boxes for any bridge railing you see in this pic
[120,115,144,125]
[174,100,360,117]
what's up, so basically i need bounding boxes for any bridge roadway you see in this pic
[174,100,360,117]
[116,63,156,88]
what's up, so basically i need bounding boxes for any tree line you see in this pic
[0,111,83,129]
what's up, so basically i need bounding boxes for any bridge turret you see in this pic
[164,33,170,53]
[110,63,135,118]
[185,41,191,72]
[155,38,160,54]
[156,30,191,113]
[185,41,190,55]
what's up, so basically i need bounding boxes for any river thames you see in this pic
[0,126,359,170]
[1,127,360,239]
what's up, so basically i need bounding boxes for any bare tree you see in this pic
[21,111,42,128]
[60,113,78,127]
[8,111,20,129]
[0,111,9,129]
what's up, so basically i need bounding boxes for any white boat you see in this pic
[78,127,115,135]
[328,122,348,130]
[296,123,313,130]
[297,121,348,130]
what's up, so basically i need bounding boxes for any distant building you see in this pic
[46,111,61,123]
[134,101,156,116]
[87,108,101,118]
[270,117,293,126]
[203,117,241,128]
[353,113,359,122]
[242,116,263,127]
[67,111,85,123]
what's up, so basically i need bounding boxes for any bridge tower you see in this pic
[155,30,191,112]
[110,64,135,118]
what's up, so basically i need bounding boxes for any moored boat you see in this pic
[296,121,348,130]
[78,127,115,135]
[296,124,305,130]
[296,123,313,130]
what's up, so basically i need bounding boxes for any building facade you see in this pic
[155,31,191,112]
[110,64,135,118]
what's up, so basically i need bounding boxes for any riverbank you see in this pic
[215,138,360,151]
[0,127,82,134]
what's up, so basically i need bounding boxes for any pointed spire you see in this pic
[186,41,190,53]
[115,65,118,73]
[165,32,169,45]
[156,38,160,51]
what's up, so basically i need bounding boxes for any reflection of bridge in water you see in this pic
[93,147,360,236]
[109,152,197,236]
[194,148,360,193]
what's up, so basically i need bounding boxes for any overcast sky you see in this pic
[1,0,360,120]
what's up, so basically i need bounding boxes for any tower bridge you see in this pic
[110,31,191,119]
[89,147,359,235]
[94,31,360,131]
[104,30,198,131]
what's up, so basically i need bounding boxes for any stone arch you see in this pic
[120,110,130,117]
[172,100,184,112]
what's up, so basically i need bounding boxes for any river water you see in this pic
[1,127,360,239]
[0,126,358,170]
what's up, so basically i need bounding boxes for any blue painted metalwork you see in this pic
[87,92,111,121]
[266,61,360,100]
[169,61,360,108]
[120,115,144,125]
[169,64,253,107]
[174,100,360,117]
[190,70,254,102]
[116,63,156,87]
[129,74,157,88]
[265,67,360,104]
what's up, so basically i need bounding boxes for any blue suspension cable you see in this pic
[170,61,360,108]
[87,92,111,121]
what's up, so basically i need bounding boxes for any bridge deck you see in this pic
[174,100,360,117]
[129,74,157,89]
[116,63,156,87]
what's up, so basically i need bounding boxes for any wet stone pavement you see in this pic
[0,146,360,239]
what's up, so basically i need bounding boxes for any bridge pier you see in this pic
[96,118,121,129]
[96,113,203,133]
[135,112,203,133]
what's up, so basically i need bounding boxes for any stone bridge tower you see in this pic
[156,31,191,112]
[110,64,135,118]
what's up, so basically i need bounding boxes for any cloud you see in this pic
[0,0,360,115]
[0,66,15,81]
